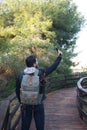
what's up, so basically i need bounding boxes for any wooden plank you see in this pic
[0,100,10,130]
[10,103,20,119]
[11,113,21,130]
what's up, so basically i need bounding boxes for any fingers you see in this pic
[58,50,62,56]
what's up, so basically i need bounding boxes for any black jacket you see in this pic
[15,54,62,103]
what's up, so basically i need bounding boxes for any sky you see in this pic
[72,0,87,71]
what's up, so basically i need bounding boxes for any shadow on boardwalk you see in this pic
[17,87,87,130]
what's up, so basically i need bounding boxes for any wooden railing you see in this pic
[0,93,21,130]
[46,73,85,93]
[77,77,87,121]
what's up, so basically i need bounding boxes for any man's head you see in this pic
[25,55,38,67]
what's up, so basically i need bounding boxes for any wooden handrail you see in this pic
[46,74,83,93]
[77,77,87,92]
[0,100,10,130]
[77,77,87,121]
[0,94,21,130]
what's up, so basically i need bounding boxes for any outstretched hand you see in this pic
[57,50,62,56]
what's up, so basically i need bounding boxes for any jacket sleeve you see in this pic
[45,54,62,76]
[15,71,24,103]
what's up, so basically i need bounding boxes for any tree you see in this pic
[0,0,85,75]
[41,0,85,74]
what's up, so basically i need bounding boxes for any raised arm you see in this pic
[45,50,62,76]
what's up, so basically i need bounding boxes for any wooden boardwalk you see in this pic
[17,87,87,130]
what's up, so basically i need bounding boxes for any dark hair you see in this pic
[25,55,36,67]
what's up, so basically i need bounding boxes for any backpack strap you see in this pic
[34,68,46,82]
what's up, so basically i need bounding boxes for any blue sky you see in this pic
[72,0,87,70]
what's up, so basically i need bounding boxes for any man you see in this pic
[16,49,62,130]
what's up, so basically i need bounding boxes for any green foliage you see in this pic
[0,0,85,76]
[0,77,16,100]
[6,78,16,92]
[41,0,85,48]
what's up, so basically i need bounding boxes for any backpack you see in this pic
[20,69,43,105]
